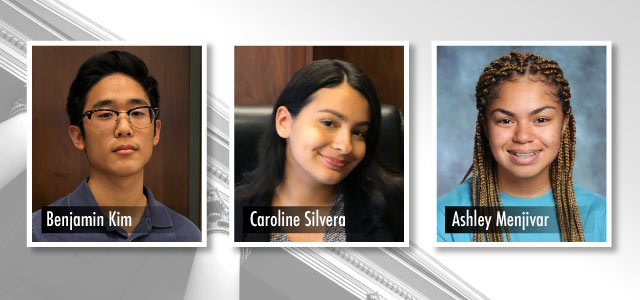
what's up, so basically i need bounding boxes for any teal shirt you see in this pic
[437,178,606,242]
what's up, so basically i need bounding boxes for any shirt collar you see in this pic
[143,184,174,228]
[68,177,174,229]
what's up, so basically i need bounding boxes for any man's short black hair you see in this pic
[66,51,159,135]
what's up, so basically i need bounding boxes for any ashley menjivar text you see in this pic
[444,206,559,234]
[41,206,138,233]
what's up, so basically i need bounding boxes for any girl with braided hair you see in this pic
[437,50,606,242]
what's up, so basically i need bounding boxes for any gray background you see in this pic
[437,46,607,197]
[1,0,639,299]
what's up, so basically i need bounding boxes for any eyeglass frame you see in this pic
[79,106,160,131]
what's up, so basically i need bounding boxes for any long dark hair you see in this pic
[237,59,402,237]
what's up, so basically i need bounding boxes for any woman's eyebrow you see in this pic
[530,105,556,115]
[490,108,514,117]
[318,109,370,126]
[318,109,346,120]
[490,106,557,117]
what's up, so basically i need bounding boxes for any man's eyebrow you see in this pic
[92,100,114,109]
[318,109,370,126]
[91,99,149,109]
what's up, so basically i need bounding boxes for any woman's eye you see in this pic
[320,120,335,127]
[497,119,512,125]
[534,117,549,123]
[353,130,367,138]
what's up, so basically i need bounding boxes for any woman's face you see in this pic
[485,79,569,185]
[277,82,370,186]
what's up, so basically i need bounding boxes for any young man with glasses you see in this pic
[32,51,201,242]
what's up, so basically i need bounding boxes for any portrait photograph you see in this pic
[435,42,611,246]
[232,43,409,247]
[27,43,207,247]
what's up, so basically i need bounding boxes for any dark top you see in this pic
[32,178,201,242]
[235,184,401,242]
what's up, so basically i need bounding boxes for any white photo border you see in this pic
[432,41,612,248]
[26,41,208,248]
[231,41,410,248]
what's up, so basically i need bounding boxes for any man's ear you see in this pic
[68,125,85,151]
[153,119,161,146]
[275,106,292,138]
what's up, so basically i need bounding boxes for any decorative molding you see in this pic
[29,0,121,40]
[328,248,425,300]
[282,245,488,300]
[206,92,231,235]
[0,19,27,53]
[383,244,489,300]
[240,247,252,264]
[367,292,381,300]
[207,92,230,144]
[0,41,25,81]
[0,0,68,40]
[286,248,381,299]
[0,19,26,81]
[1,0,121,41]
[207,157,229,186]
[208,91,230,121]
[206,183,229,234]
[0,0,121,81]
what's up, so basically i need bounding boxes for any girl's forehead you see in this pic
[489,79,561,109]
[303,85,370,120]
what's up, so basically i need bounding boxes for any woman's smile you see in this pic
[486,79,569,183]
[278,82,370,185]
[318,152,353,170]
[507,149,541,164]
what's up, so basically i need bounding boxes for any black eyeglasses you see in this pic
[81,106,159,131]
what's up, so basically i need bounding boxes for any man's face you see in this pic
[69,73,161,178]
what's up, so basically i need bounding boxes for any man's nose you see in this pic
[114,112,133,137]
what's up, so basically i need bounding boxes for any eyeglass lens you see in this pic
[89,107,155,131]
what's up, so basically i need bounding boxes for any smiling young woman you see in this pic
[437,50,606,242]
[235,59,403,243]
[485,79,568,198]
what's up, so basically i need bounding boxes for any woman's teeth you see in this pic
[512,151,537,158]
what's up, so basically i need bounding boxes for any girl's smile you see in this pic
[276,82,370,186]
[485,79,569,190]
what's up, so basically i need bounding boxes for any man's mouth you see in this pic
[113,144,137,154]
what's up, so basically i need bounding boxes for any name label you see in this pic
[444,206,558,233]
[41,206,138,233]
[242,206,345,234]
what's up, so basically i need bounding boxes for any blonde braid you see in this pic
[463,50,585,242]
